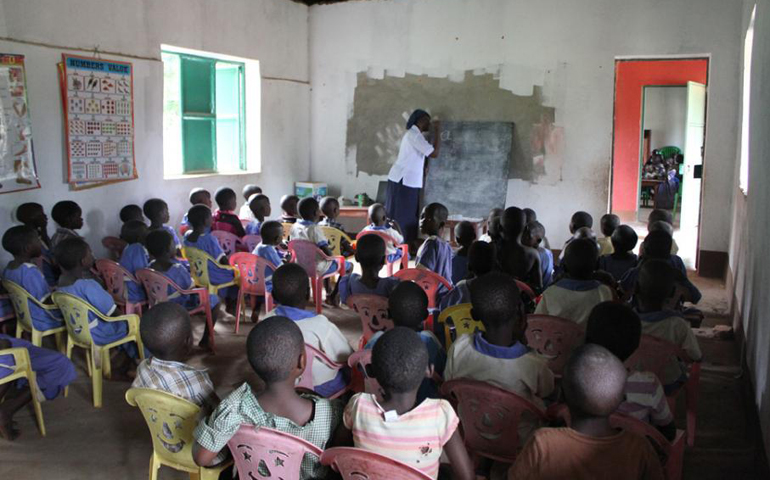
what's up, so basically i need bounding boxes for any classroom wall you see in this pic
[643,87,687,157]
[308,0,742,249]
[0,0,309,264]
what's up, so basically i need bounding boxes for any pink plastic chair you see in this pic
[346,294,393,348]
[356,230,409,275]
[94,259,147,315]
[179,224,190,236]
[228,253,274,333]
[393,268,452,331]
[321,447,434,480]
[347,349,381,396]
[288,240,346,314]
[524,314,586,377]
[242,234,262,252]
[211,230,242,256]
[240,218,252,228]
[101,236,128,261]
[227,425,322,480]
[625,334,701,447]
[296,344,349,399]
[441,379,549,464]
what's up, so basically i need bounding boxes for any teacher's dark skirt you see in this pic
[385,179,420,243]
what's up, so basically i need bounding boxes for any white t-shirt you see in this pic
[387,125,434,188]
[534,279,615,325]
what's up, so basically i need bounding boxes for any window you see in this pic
[739,4,756,194]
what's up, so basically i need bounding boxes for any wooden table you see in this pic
[338,206,369,233]
[339,206,369,219]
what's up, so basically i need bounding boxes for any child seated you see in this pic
[181,188,212,230]
[479,207,503,245]
[416,202,453,285]
[523,220,554,288]
[535,238,614,324]
[451,221,476,284]
[16,203,57,286]
[508,344,664,480]
[212,187,246,237]
[290,197,353,280]
[280,194,300,224]
[50,200,84,249]
[253,221,288,293]
[0,334,76,441]
[648,209,679,255]
[193,316,343,477]
[2,226,63,331]
[598,224,639,282]
[522,207,551,249]
[144,198,182,251]
[598,213,620,256]
[341,327,474,480]
[362,203,405,265]
[320,196,355,257]
[266,264,353,396]
[244,194,270,236]
[586,302,676,440]
[558,210,593,262]
[118,220,150,303]
[439,240,496,310]
[238,184,262,221]
[119,204,144,224]
[338,234,399,305]
[499,207,542,290]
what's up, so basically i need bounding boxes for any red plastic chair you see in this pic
[296,343,349,399]
[441,379,549,464]
[288,240,346,314]
[346,294,393,348]
[179,224,190,236]
[356,230,409,275]
[228,253,274,333]
[625,334,701,447]
[94,259,147,315]
[227,425,322,480]
[393,268,452,330]
[321,447,433,480]
[242,234,262,252]
[101,236,127,261]
[347,349,381,396]
[515,280,536,300]
[240,218,252,228]
[211,230,242,256]
[524,314,585,377]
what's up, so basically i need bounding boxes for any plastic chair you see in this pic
[625,334,701,447]
[228,253,275,334]
[126,388,232,480]
[52,291,144,408]
[288,240,346,314]
[393,268,452,310]
[297,343,349,399]
[515,280,537,301]
[242,234,262,252]
[657,146,682,159]
[441,379,549,464]
[228,425,322,480]
[346,294,392,348]
[437,303,484,350]
[2,279,65,351]
[321,447,434,480]
[240,218,252,228]
[319,226,353,257]
[94,259,147,315]
[179,224,190,236]
[211,230,242,256]
[347,349,381,396]
[282,222,294,241]
[356,230,409,275]
[101,236,128,261]
[0,347,46,436]
[524,314,585,377]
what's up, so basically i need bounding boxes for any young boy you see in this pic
[558,210,593,262]
[16,202,57,286]
[416,202,453,285]
[50,200,83,249]
[535,238,614,324]
[244,194,271,236]
[586,301,676,440]
[508,344,664,480]
[118,220,150,303]
[451,221,476,285]
[338,234,400,305]
[362,203,405,265]
[523,220,554,288]
[598,224,639,282]
[238,184,262,221]
[290,197,352,283]
[320,196,355,257]
[648,209,679,255]
[193,316,343,478]
[280,194,300,224]
[598,213,620,256]
[479,207,503,245]
[341,327,474,480]
[439,240,496,310]
[181,188,213,231]
[253,221,287,292]
[2,226,63,331]
[499,207,542,290]
[144,198,182,251]
[211,187,246,238]
[119,204,144,224]
[266,264,353,396]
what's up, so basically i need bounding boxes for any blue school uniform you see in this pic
[244,220,262,236]
[416,236,453,285]
[451,252,468,285]
[363,225,405,264]
[152,260,216,309]
[319,218,345,231]
[119,243,149,303]
[40,246,58,287]
[183,232,236,299]
[338,274,400,305]
[598,253,638,283]
[538,247,554,287]
[161,225,182,249]
[0,297,12,319]
[2,263,63,331]
[0,334,77,400]
[438,279,471,312]
[620,256,701,303]
[254,243,282,292]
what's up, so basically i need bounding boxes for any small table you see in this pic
[640,179,663,207]
[338,206,369,233]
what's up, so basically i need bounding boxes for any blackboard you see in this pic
[423,121,512,219]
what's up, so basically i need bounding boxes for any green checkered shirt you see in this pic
[194,383,343,479]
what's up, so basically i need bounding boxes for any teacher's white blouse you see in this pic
[387,125,435,189]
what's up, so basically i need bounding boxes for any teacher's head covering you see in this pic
[406,109,430,130]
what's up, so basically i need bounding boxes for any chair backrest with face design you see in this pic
[227,425,323,480]
[393,268,452,310]
[524,314,585,376]
[437,303,484,350]
[347,294,393,346]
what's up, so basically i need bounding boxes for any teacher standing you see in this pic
[385,109,441,247]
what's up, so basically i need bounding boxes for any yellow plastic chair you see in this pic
[320,226,354,257]
[282,222,294,241]
[437,303,484,350]
[0,347,46,436]
[52,291,144,408]
[2,279,65,351]
[126,388,232,480]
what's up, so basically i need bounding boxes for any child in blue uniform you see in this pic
[598,224,638,282]
[119,204,144,224]
[181,188,212,231]
[523,220,554,288]
[362,203,405,265]
[451,221,476,285]
[144,198,182,252]
[416,202,453,285]
[251,221,288,323]
[50,200,84,250]
[118,220,149,303]
[244,194,271,236]
[15,203,57,286]
[239,184,262,221]
[146,229,213,309]
[338,234,400,305]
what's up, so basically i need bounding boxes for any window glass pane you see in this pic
[162,52,183,176]
[215,62,244,172]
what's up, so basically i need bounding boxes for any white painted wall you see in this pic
[0,0,309,264]
[643,87,687,153]
[309,0,742,250]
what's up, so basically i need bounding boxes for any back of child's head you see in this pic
[2,225,39,256]
[355,234,386,269]
[470,271,523,331]
[424,202,449,224]
[189,188,211,206]
[563,344,627,417]
[569,211,593,233]
[368,203,387,225]
[501,206,527,239]
[522,221,545,248]
[242,184,262,200]
[523,208,537,224]
[648,220,674,237]
[637,259,676,305]
[260,220,283,244]
[119,204,144,223]
[120,220,149,244]
[467,241,496,277]
[610,225,638,254]
[187,205,212,229]
[247,316,304,383]
[298,197,320,221]
[280,194,299,215]
[214,187,237,210]
[564,238,599,279]
[642,230,673,260]
[600,214,620,237]
[388,281,428,330]
[146,229,174,258]
[320,196,340,219]
[248,194,271,217]
[272,263,309,307]
[53,237,90,271]
[143,198,168,222]
[455,221,476,248]
[16,202,46,227]
[487,208,504,236]
[51,200,82,227]
[140,302,192,360]
[586,302,641,362]
[573,226,597,243]
[647,209,673,229]
[371,327,429,394]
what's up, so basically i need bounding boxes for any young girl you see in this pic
[118,220,150,303]
[144,198,182,252]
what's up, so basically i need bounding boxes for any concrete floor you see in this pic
[1,275,768,479]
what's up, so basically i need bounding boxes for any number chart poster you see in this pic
[61,54,137,185]
[0,53,40,194]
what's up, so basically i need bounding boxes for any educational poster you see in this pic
[61,54,137,185]
[0,53,40,194]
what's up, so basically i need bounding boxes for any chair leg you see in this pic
[387,261,394,277]
[85,349,93,378]
[314,279,323,314]
[92,360,103,408]
[15,322,22,339]
[102,348,112,380]
[31,330,42,347]
[204,292,217,353]
[28,372,46,437]
[54,332,65,353]
[234,291,243,334]
[149,454,159,480]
